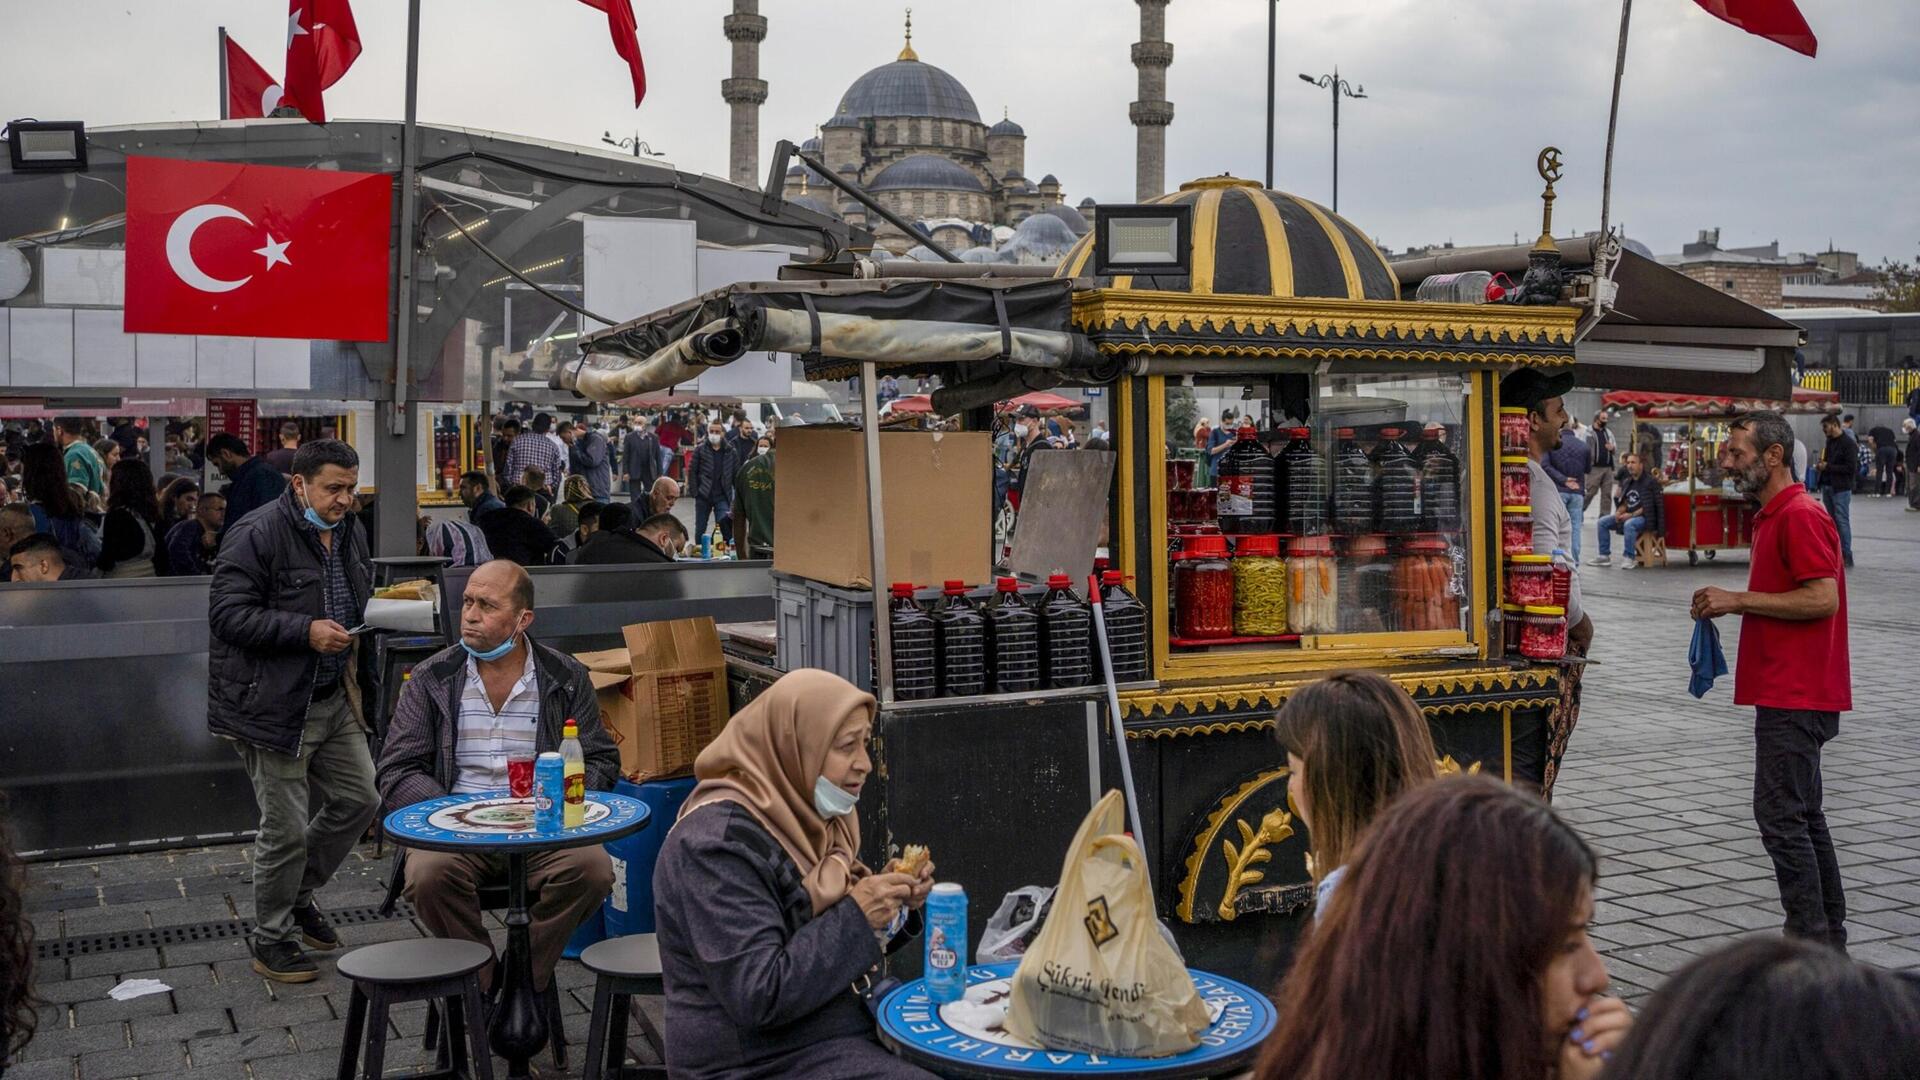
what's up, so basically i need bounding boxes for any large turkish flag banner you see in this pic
[124,155,392,341]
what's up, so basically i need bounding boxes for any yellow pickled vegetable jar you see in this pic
[1232,534,1287,635]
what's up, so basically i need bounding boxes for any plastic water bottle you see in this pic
[887,583,938,701]
[933,581,987,697]
[560,719,586,829]
[1039,574,1093,689]
[1414,270,1495,304]
[1097,571,1150,682]
[534,752,566,833]
[986,577,1040,694]
[924,882,968,1004]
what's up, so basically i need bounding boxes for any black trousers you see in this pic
[1753,707,1847,947]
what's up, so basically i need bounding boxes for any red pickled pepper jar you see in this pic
[1173,534,1235,639]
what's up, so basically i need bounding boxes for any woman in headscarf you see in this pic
[654,669,940,1079]
[547,473,593,539]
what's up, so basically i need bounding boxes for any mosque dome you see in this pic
[990,116,1025,137]
[1040,203,1090,236]
[822,112,862,130]
[837,58,981,123]
[870,154,986,193]
[1054,175,1399,301]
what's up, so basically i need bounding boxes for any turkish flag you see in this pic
[1693,0,1818,57]
[124,156,393,342]
[577,0,647,107]
[224,37,286,120]
[311,0,363,88]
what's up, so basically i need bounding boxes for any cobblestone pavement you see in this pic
[10,497,1915,1076]
[1557,492,1920,1005]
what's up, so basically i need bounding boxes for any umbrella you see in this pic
[996,391,1085,416]
[886,394,935,415]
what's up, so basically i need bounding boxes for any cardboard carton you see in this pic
[773,427,991,589]
[575,617,730,781]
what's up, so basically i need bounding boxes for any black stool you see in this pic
[580,934,667,1079]
[336,938,494,1080]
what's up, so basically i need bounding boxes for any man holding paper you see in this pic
[207,440,379,984]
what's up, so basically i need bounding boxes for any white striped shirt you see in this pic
[452,642,541,794]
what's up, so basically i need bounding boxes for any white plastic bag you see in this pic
[976,886,1055,964]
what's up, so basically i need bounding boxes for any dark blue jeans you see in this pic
[1821,489,1853,561]
[1753,707,1846,948]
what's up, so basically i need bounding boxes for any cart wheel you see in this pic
[1705,550,1716,561]
[1688,551,1699,566]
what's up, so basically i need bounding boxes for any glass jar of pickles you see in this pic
[1504,553,1554,607]
[1499,407,1530,455]
[1519,604,1568,659]
[1501,603,1525,654]
[1339,534,1393,633]
[1172,534,1234,640]
[1500,456,1533,506]
[1501,505,1534,557]
[1394,537,1460,631]
[1231,534,1287,636]
[1286,536,1338,634]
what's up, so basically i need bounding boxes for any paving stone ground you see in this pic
[9,497,1916,1076]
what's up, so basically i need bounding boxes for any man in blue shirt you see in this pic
[1543,429,1593,562]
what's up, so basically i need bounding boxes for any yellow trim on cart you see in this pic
[1071,290,1579,349]
[1188,186,1226,295]
[1293,197,1364,298]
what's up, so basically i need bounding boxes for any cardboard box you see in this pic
[576,617,730,781]
[773,427,991,589]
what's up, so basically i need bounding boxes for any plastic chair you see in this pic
[579,934,667,1079]
[335,938,494,1080]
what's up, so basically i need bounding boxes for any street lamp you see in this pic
[600,131,665,158]
[1297,69,1366,212]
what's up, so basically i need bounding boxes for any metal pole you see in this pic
[861,361,894,704]
[1599,0,1634,260]
[1331,76,1340,213]
[791,145,963,263]
[1264,1,1275,190]
[217,27,229,120]
[390,0,422,440]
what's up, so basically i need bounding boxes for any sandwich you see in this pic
[891,843,931,877]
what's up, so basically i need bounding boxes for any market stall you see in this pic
[565,175,1585,980]
[1601,387,1840,565]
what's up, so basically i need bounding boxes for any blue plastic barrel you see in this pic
[603,776,698,937]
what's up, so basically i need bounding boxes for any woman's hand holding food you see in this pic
[851,873,914,930]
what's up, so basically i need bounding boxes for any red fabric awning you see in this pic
[996,391,1085,415]
[886,394,935,414]
[1602,386,1840,417]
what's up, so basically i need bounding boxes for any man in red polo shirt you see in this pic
[1692,410,1850,951]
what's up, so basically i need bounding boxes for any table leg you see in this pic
[489,851,547,1080]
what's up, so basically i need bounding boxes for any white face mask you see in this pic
[757,445,771,456]
[812,775,859,818]
[708,432,723,445]
[1014,423,1030,440]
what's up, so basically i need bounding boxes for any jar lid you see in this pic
[1289,535,1335,556]
[1335,427,1355,437]
[1288,426,1312,438]
[1379,426,1404,438]
[1499,455,1532,466]
[1501,603,1525,613]
[1498,406,1528,415]
[1501,504,1534,515]
[1404,537,1449,553]
[1235,534,1281,557]
[1522,604,1566,616]
[1347,534,1389,557]
[1507,554,1552,565]
[1186,534,1230,557]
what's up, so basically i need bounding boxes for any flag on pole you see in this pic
[576,0,647,107]
[284,1,328,123]
[312,0,363,88]
[1692,0,1817,57]
[223,37,287,120]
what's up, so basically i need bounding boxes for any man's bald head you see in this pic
[650,476,680,516]
[470,559,535,612]
[460,559,536,655]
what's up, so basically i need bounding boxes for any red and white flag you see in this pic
[1693,0,1817,57]
[124,156,393,342]
[283,0,362,124]
[223,37,287,120]
[577,0,647,107]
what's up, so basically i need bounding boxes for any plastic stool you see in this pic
[580,934,667,1079]
[336,938,494,1080]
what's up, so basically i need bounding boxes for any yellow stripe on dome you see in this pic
[1292,196,1364,298]
[1061,235,1095,279]
[1188,186,1225,295]
[1328,206,1400,293]
[1242,189,1294,298]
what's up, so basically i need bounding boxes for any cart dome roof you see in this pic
[1055,175,1399,301]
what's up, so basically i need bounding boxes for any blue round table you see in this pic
[385,791,650,1080]
[876,962,1275,1079]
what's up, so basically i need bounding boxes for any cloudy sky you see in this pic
[4,0,1915,263]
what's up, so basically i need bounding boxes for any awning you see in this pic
[557,277,1098,402]
[1389,245,1804,399]
[1602,386,1840,417]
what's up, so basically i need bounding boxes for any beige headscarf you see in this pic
[678,669,875,914]
[563,474,593,506]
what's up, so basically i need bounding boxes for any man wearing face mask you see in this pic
[207,440,379,984]
[377,559,619,991]
[688,419,740,545]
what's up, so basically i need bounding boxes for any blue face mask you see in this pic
[812,776,859,819]
[462,634,517,662]
[302,506,340,531]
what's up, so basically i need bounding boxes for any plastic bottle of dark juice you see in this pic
[1330,427,1374,535]
[1039,574,1093,689]
[1214,423,1276,534]
[1276,427,1328,536]
[1370,428,1420,534]
[987,577,1041,693]
[887,583,938,700]
[932,580,987,697]
[1097,570,1150,682]
[1414,424,1462,532]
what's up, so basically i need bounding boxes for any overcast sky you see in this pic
[4,0,1915,263]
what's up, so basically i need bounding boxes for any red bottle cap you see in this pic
[1238,423,1259,438]
[890,582,916,598]
[1335,427,1355,438]
[1047,573,1072,589]
[1380,427,1404,438]
[996,576,1020,592]
[942,579,968,594]
[1289,426,1312,438]
[1101,570,1125,586]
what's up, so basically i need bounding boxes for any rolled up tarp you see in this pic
[552,318,744,401]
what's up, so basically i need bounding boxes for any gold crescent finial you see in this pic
[1533,146,1563,253]
[899,7,918,61]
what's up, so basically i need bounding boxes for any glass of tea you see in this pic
[508,753,537,798]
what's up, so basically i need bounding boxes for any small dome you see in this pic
[838,200,862,215]
[837,58,981,122]
[1040,203,1090,236]
[960,246,1005,264]
[1001,213,1079,265]
[1040,173,1059,186]
[904,244,944,262]
[800,135,823,152]
[989,117,1025,137]
[822,112,862,130]
[1078,196,1096,207]
[869,154,986,193]
[1001,169,1025,181]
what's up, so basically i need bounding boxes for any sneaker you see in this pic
[250,940,319,983]
[293,900,341,952]
[1587,555,1613,567]
[1617,557,1636,570]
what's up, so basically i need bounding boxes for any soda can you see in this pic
[923,882,967,1004]
[533,752,566,833]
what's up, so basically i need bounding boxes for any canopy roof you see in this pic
[1602,386,1840,417]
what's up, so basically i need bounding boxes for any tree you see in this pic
[1875,254,1919,313]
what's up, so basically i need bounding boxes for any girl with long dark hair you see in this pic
[17,442,99,569]
[98,459,168,577]
[157,476,200,532]
[1255,775,1630,1080]
[1274,671,1439,914]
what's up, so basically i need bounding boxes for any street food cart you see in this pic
[1602,387,1840,565]
[561,176,1586,979]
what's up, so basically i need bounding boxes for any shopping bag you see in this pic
[1003,790,1210,1057]
[976,886,1055,964]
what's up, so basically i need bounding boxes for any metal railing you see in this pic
[1796,368,1920,405]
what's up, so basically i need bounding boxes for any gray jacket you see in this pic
[375,636,621,814]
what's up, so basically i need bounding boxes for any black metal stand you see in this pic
[489,852,545,1080]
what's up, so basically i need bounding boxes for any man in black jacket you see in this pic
[569,507,685,565]
[376,559,619,990]
[208,432,288,542]
[208,440,378,983]
[622,415,662,509]
[1817,416,1856,567]
[687,418,738,544]
[475,484,559,567]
